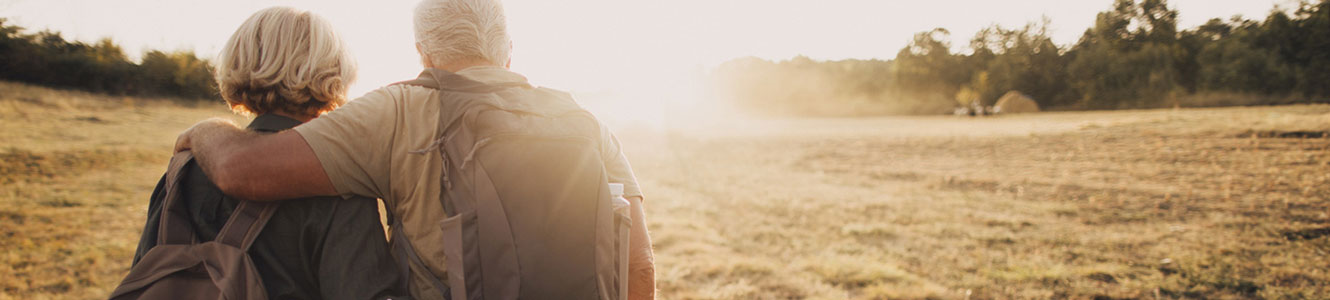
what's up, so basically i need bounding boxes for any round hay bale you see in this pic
[994,91,1040,114]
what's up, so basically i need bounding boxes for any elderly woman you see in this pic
[130,7,406,300]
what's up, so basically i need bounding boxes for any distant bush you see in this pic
[0,18,216,101]
[713,0,1330,116]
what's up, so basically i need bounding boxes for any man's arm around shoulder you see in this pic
[175,118,337,201]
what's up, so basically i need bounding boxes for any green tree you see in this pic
[1068,0,1185,108]
[0,19,218,100]
[1293,0,1330,99]
[708,0,1327,115]
[1192,16,1296,95]
[892,28,972,106]
[965,20,1074,108]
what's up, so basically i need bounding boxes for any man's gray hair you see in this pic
[414,0,511,68]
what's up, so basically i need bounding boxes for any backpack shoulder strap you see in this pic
[157,151,199,245]
[215,200,279,251]
[155,151,279,250]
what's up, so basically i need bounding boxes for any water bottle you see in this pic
[608,183,631,300]
[609,183,631,212]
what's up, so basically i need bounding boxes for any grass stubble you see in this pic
[0,82,246,299]
[1,81,1328,299]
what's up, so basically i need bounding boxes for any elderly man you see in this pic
[174,0,655,299]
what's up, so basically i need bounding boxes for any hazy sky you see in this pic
[1,0,1293,97]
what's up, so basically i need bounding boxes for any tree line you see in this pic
[0,18,216,100]
[711,0,1330,116]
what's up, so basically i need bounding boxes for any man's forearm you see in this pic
[178,119,338,201]
[184,120,264,199]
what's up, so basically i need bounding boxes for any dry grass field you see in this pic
[0,82,248,299]
[2,81,1328,299]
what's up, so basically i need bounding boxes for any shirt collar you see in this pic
[247,113,303,133]
[455,66,531,87]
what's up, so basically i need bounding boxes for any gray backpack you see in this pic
[389,69,630,300]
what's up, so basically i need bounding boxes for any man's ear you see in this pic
[416,43,433,68]
[505,41,513,69]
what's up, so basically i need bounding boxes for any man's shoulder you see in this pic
[497,85,580,112]
[528,85,575,101]
[364,84,437,102]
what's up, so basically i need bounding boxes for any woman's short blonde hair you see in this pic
[215,7,356,118]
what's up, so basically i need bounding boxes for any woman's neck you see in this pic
[269,111,315,123]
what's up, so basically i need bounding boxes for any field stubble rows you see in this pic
[2,81,1328,299]
[626,105,1330,299]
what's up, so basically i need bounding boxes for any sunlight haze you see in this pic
[3,0,1289,91]
[1,0,1291,125]
[5,1,1330,297]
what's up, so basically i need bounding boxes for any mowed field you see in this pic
[2,81,1329,299]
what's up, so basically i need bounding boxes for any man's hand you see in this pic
[175,118,238,153]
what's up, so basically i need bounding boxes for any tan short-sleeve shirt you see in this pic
[292,66,643,299]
